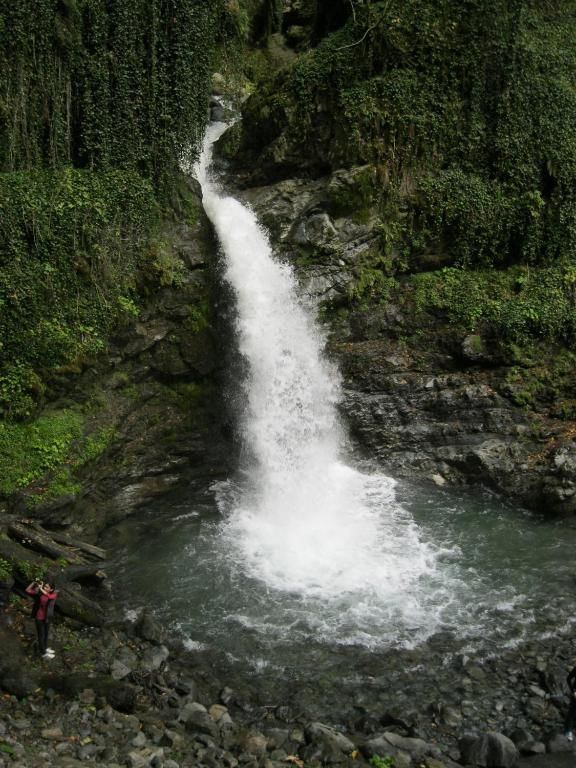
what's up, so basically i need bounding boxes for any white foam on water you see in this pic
[194,123,459,646]
[181,636,208,652]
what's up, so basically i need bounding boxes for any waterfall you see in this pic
[194,123,451,643]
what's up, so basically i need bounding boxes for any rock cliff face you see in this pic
[229,169,576,517]
[207,0,576,519]
[3,189,232,537]
[6,146,574,531]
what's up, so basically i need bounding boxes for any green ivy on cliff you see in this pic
[0,169,158,418]
[0,406,116,503]
[411,265,576,345]
[0,1,227,422]
[239,0,576,346]
[0,0,221,189]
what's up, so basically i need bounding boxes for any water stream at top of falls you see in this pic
[193,122,455,641]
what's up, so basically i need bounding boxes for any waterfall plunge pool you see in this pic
[106,120,576,717]
[108,476,576,711]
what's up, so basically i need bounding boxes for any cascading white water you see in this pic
[194,123,455,644]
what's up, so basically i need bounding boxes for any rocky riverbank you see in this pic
[1,517,576,768]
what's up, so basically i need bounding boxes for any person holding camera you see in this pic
[26,578,58,659]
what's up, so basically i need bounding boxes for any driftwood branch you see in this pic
[335,2,390,52]
[334,21,380,51]
[348,0,356,23]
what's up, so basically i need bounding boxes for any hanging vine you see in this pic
[0,0,222,188]
[0,0,226,419]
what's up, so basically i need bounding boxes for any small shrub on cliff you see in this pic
[150,243,187,288]
[0,410,83,496]
[0,409,115,501]
[0,557,12,582]
[0,169,158,418]
[348,268,397,307]
[14,561,50,583]
[411,265,576,346]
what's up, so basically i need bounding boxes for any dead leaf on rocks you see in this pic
[285,756,304,768]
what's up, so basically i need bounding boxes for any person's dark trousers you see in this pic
[565,697,576,734]
[35,619,50,654]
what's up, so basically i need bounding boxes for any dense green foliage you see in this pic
[0,0,221,186]
[412,265,576,344]
[0,407,115,503]
[0,0,227,425]
[369,757,395,768]
[0,169,158,418]
[0,556,11,582]
[241,0,576,347]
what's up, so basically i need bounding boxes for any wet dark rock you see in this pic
[0,625,38,697]
[459,731,519,767]
[140,645,170,672]
[523,741,546,755]
[433,704,463,729]
[239,729,267,756]
[179,327,217,376]
[134,609,165,644]
[180,701,219,737]
[176,678,198,697]
[362,734,404,762]
[304,721,356,762]
[349,305,405,341]
[127,749,165,768]
[380,710,414,731]
[48,675,139,713]
[110,659,132,680]
[547,732,575,752]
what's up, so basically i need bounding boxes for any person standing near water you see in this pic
[26,579,58,659]
[564,665,576,740]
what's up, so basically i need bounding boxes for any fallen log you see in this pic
[0,537,47,574]
[46,674,138,712]
[60,562,109,586]
[8,522,85,564]
[29,523,107,561]
[56,585,106,626]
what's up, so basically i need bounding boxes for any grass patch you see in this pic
[0,408,116,501]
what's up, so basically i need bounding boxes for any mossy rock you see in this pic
[0,538,50,582]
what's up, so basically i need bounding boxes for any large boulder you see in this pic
[303,721,356,763]
[459,732,519,767]
[363,731,430,765]
[0,624,38,697]
[47,673,139,713]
